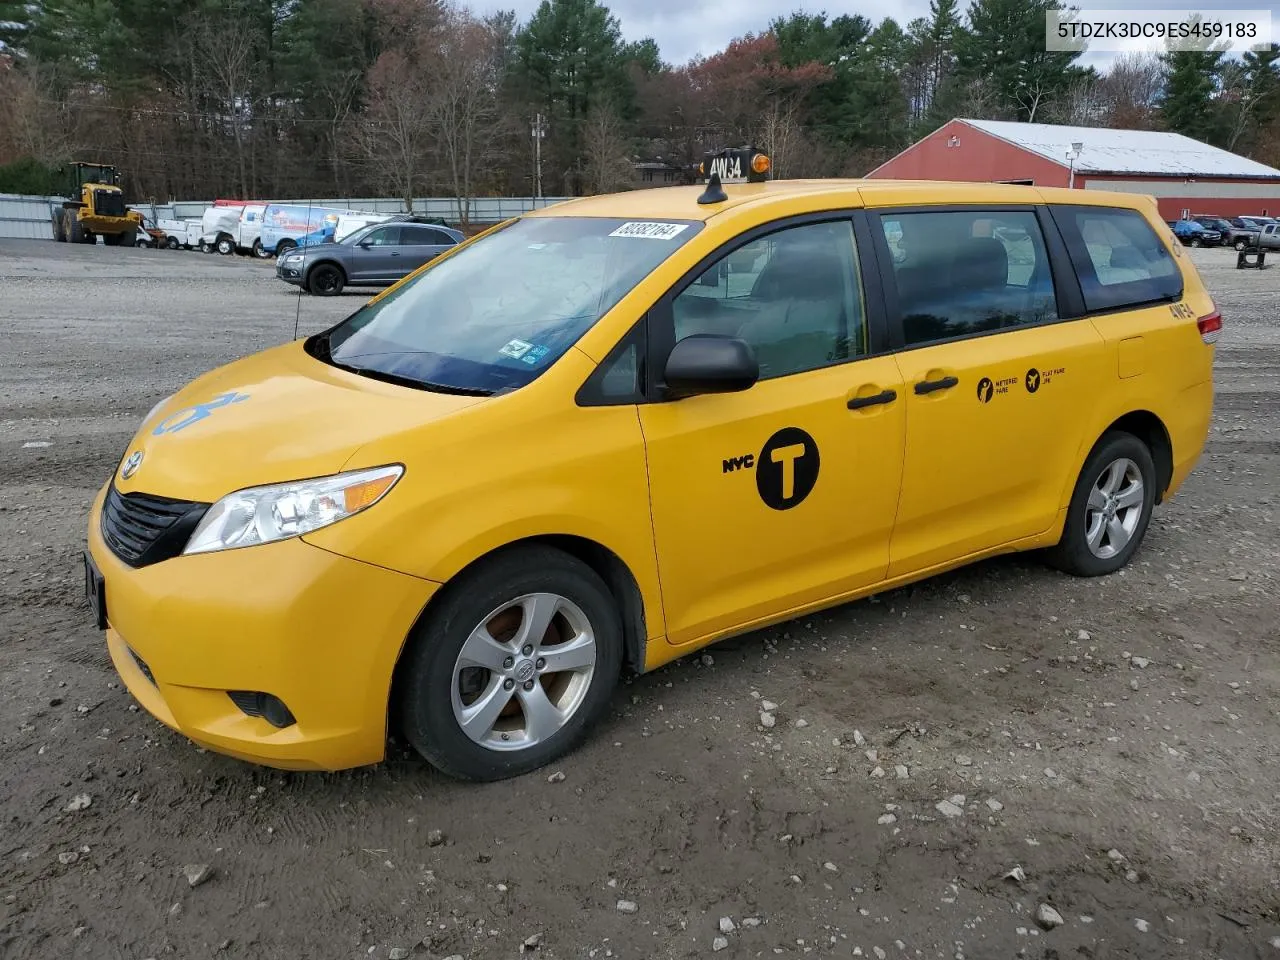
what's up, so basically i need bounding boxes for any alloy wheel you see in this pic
[450,593,597,752]
[1084,458,1144,560]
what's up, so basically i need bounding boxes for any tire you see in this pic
[307,263,345,296]
[253,239,270,259]
[52,213,66,243]
[1189,237,1202,247]
[1045,431,1157,577]
[216,235,235,256]
[276,239,296,257]
[397,545,624,781]
[166,237,179,250]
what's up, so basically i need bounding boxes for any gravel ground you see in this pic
[1,238,1277,960]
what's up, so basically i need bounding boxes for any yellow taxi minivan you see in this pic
[85,148,1219,780]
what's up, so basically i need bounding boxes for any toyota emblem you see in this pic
[120,451,144,481]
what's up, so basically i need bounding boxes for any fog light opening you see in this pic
[228,690,297,729]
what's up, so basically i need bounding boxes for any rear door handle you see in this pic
[914,375,958,395]
[847,388,898,410]
[390,251,401,257]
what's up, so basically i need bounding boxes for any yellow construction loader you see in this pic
[50,162,144,246]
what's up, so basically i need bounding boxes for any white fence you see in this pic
[0,193,572,240]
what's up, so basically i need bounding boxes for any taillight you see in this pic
[1197,310,1222,345]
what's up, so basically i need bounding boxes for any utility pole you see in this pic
[532,113,547,201]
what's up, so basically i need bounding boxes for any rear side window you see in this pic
[1054,206,1182,312]
[878,209,1059,347]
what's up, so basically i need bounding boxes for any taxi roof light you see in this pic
[697,145,771,205]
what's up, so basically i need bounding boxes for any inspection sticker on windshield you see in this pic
[609,221,689,241]
[499,339,534,359]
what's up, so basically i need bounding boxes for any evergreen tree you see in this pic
[1160,49,1224,143]
[954,0,1084,121]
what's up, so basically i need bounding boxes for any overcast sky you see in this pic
[474,0,1280,69]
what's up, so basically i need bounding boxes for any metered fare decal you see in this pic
[976,367,1066,403]
[723,427,821,510]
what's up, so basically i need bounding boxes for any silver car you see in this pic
[276,222,464,295]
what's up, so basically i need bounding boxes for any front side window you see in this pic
[362,226,400,246]
[670,220,867,380]
[880,209,1059,346]
[1056,206,1182,312]
[313,217,701,395]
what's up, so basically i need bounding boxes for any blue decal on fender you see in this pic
[152,392,250,435]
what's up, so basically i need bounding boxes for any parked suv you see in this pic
[1170,219,1221,247]
[1194,215,1255,250]
[276,221,464,295]
[88,153,1219,780]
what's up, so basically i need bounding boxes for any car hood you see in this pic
[112,340,485,503]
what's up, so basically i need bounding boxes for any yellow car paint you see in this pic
[87,177,1217,771]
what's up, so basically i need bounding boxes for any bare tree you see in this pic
[315,68,363,195]
[1015,78,1049,123]
[1100,52,1164,129]
[0,60,80,166]
[1050,74,1109,126]
[431,14,503,225]
[754,97,804,178]
[355,49,437,211]
[953,76,1002,120]
[581,99,634,194]
[191,14,258,197]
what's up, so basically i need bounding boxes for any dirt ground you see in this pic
[0,238,1277,960]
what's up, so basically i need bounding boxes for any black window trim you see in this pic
[575,315,648,407]
[641,209,892,404]
[865,203,1084,353]
[1046,203,1185,318]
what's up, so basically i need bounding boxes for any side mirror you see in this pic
[663,335,758,399]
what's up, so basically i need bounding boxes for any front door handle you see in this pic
[914,375,959,395]
[390,251,401,257]
[847,388,898,410]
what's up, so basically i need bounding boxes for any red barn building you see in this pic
[868,118,1280,221]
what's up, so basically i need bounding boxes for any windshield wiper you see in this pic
[328,358,494,396]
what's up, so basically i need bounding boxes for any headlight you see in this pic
[284,254,303,264]
[183,465,403,555]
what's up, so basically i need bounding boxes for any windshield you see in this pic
[313,216,701,395]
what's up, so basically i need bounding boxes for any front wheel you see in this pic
[1045,431,1157,577]
[166,237,180,250]
[215,236,235,255]
[397,546,623,781]
[307,263,345,295]
[1189,237,1202,247]
[253,239,270,259]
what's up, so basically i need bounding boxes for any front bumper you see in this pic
[276,260,305,284]
[87,488,438,770]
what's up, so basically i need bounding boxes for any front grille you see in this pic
[94,190,126,217]
[100,485,209,568]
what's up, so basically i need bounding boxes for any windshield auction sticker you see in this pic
[609,222,690,241]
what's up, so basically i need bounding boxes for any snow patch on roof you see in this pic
[961,119,1280,179]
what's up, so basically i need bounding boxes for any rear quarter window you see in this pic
[1053,205,1183,312]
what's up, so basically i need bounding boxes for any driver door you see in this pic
[350,224,402,282]
[638,217,906,648]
